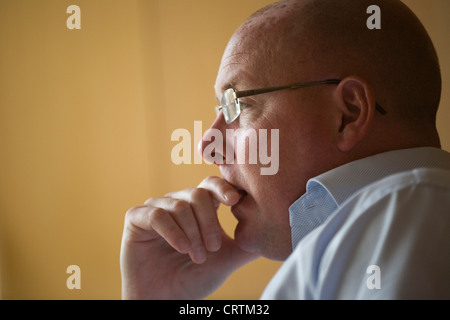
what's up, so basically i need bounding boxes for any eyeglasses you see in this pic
[215,79,387,124]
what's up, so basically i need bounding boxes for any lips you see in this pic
[230,187,249,221]
[221,177,248,214]
[237,189,248,197]
[234,188,248,207]
[219,167,248,208]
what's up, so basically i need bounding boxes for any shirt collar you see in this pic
[310,147,450,206]
[289,147,450,248]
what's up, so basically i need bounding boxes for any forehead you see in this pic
[215,5,302,96]
[214,35,270,97]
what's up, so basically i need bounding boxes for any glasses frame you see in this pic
[215,79,387,124]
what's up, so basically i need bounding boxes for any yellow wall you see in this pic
[0,0,449,299]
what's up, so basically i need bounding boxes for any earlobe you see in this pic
[335,77,376,152]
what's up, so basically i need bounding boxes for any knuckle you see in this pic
[190,187,209,202]
[144,197,156,206]
[124,206,141,220]
[148,207,166,222]
[199,175,218,186]
[203,176,216,183]
[172,199,191,214]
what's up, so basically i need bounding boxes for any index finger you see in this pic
[165,176,241,207]
[197,176,242,206]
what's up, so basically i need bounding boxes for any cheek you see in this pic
[247,162,300,218]
[232,117,303,195]
[271,118,332,197]
[232,109,333,203]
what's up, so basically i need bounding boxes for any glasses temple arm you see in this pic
[235,79,387,115]
[235,79,342,98]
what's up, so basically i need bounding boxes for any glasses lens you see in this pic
[221,89,241,124]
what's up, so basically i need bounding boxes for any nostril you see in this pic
[199,126,228,165]
[201,146,225,165]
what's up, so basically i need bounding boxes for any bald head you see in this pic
[233,0,441,126]
[209,0,441,259]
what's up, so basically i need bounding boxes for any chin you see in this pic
[233,222,292,261]
[233,222,258,253]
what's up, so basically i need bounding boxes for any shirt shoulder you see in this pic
[319,167,450,299]
[350,167,450,207]
[262,167,450,300]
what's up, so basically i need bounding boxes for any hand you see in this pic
[120,176,259,299]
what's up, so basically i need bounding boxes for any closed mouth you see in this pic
[232,188,248,210]
[237,189,248,196]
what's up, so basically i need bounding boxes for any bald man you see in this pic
[120,0,450,299]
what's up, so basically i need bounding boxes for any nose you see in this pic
[198,112,231,165]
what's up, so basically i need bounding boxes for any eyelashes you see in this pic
[239,101,252,110]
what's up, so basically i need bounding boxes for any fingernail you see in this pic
[193,246,206,264]
[206,234,221,252]
[177,239,190,254]
[224,190,238,203]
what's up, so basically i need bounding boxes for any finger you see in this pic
[124,205,190,254]
[197,176,242,206]
[162,189,223,253]
[187,188,223,252]
[147,197,207,263]
[166,176,240,206]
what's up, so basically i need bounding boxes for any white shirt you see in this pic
[261,147,450,299]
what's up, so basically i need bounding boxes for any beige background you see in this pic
[0,0,448,299]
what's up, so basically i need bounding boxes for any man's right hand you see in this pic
[120,176,259,299]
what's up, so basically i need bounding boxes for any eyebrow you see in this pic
[220,81,237,94]
[216,69,259,101]
[215,80,238,102]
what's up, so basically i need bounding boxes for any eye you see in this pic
[236,101,258,126]
[239,101,252,110]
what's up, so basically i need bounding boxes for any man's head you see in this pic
[200,0,441,260]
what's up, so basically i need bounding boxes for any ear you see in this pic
[334,76,376,152]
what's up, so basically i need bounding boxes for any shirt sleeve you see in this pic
[261,168,450,299]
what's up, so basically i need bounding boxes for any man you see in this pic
[120,0,450,299]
